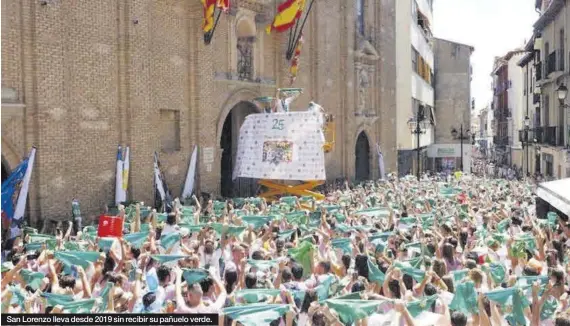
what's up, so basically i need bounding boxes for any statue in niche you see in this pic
[358,66,369,111]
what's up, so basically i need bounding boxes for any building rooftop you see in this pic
[434,37,475,53]
[534,0,565,32]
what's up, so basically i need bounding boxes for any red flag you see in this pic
[289,34,304,85]
[216,0,230,12]
[266,0,306,34]
[202,0,216,33]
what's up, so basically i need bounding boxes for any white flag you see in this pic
[115,146,125,205]
[13,148,36,221]
[377,144,386,180]
[181,146,198,200]
[154,152,166,201]
[121,147,129,201]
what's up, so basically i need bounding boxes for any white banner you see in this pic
[181,145,198,199]
[233,111,326,181]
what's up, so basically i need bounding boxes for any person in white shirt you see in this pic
[272,88,301,112]
[174,267,226,314]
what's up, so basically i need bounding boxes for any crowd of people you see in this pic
[2,173,569,326]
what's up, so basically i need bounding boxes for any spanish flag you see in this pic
[202,0,216,33]
[266,0,306,34]
[289,35,304,84]
[216,0,230,12]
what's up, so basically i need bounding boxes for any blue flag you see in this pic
[1,150,35,225]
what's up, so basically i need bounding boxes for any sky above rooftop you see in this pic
[433,0,539,113]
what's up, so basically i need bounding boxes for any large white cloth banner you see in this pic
[233,111,326,181]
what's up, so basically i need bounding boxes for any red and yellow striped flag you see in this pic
[289,35,304,85]
[266,0,306,34]
[216,0,230,12]
[202,0,216,33]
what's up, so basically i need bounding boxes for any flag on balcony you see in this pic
[216,0,230,12]
[266,0,306,34]
[289,34,304,85]
[1,147,36,229]
[202,0,216,33]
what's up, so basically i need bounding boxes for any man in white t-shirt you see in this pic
[272,88,301,112]
[174,267,226,314]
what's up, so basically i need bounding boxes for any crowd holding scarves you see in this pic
[2,173,570,326]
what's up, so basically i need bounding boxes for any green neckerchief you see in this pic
[247,259,280,271]
[63,241,87,252]
[333,212,346,223]
[406,294,438,318]
[354,207,390,218]
[496,218,510,233]
[369,232,392,242]
[288,241,315,278]
[516,275,548,287]
[178,223,206,233]
[241,216,274,229]
[449,281,479,315]
[210,223,247,237]
[540,296,558,321]
[315,275,337,301]
[452,269,469,283]
[404,256,424,269]
[371,239,387,253]
[20,269,44,291]
[60,299,96,313]
[97,281,113,312]
[98,237,115,252]
[160,232,180,251]
[280,196,298,206]
[393,261,425,282]
[8,285,26,306]
[222,304,290,326]
[150,254,187,265]
[42,292,74,306]
[367,257,385,284]
[484,263,507,284]
[54,251,100,269]
[335,292,363,300]
[235,289,281,304]
[485,286,530,326]
[325,299,384,325]
[320,205,341,213]
[284,211,307,225]
[181,268,209,285]
[331,238,352,254]
[123,231,149,249]
[277,229,296,241]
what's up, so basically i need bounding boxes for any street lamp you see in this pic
[534,138,541,174]
[522,116,530,176]
[408,106,426,180]
[556,83,569,149]
[450,124,471,172]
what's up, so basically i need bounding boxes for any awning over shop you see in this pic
[536,178,570,216]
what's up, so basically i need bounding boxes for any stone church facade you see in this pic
[1,0,397,225]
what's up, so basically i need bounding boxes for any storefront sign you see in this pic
[437,148,455,156]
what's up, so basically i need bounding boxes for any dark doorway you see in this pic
[1,161,9,184]
[355,132,370,181]
[220,102,258,198]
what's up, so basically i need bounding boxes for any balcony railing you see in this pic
[546,52,557,75]
[535,61,542,80]
[544,126,557,146]
[559,49,565,71]
[530,126,566,146]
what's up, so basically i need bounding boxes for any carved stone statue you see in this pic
[358,67,369,111]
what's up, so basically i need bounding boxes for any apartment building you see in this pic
[394,0,436,176]
[432,38,474,173]
[490,50,526,167]
[477,106,494,158]
[519,0,570,179]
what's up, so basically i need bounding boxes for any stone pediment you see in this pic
[354,110,379,126]
[354,40,379,61]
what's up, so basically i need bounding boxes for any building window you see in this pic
[411,0,418,19]
[412,47,418,72]
[542,95,550,127]
[237,37,254,81]
[560,29,565,71]
[160,109,181,152]
[356,0,365,36]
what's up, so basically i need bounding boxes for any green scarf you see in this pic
[20,269,45,291]
[150,254,187,265]
[222,304,290,326]
[54,251,100,269]
[235,289,281,304]
[182,268,209,285]
[241,216,274,229]
[288,241,315,278]
[331,238,352,254]
[449,281,479,315]
[160,232,180,251]
[123,231,149,249]
[393,261,425,282]
[367,257,385,284]
[485,286,530,326]
[247,259,280,271]
[406,294,438,318]
[325,299,384,325]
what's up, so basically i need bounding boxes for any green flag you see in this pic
[325,299,384,325]
[222,304,290,326]
[54,251,100,269]
[288,241,315,278]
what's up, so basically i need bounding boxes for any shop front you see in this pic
[427,143,472,173]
